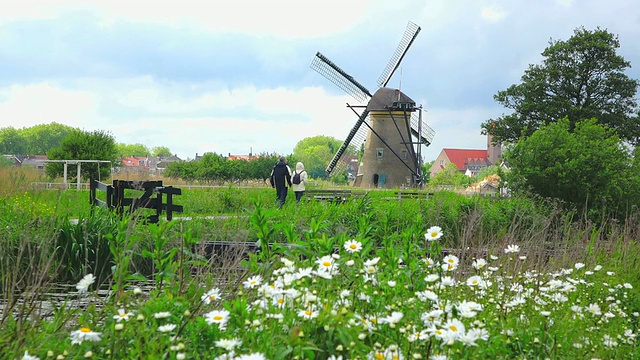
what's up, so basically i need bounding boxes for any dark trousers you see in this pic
[295,191,304,204]
[276,186,288,208]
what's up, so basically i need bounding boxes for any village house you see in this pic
[429,134,502,178]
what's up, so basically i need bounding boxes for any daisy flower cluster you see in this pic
[17,227,638,359]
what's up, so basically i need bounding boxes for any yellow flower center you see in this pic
[80,327,92,333]
[431,232,438,237]
[213,316,223,321]
[322,261,331,267]
[375,354,384,359]
[278,298,284,304]
[450,325,458,332]
[305,310,313,316]
[349,244,357,249]
[393,356,399,360]
[209,295,216,300]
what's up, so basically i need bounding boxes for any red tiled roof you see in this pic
[443,149,488,170]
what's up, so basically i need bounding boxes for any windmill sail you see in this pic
[326,109,370,174]
[377,21,421,88]
[310,52,372,103]
[410,112,435,146]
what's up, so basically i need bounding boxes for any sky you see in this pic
[1,0,639,162]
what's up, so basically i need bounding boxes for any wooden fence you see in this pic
[90,179,183,223]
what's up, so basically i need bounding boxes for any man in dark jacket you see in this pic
[270,157,292,208]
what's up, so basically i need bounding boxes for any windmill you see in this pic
[311,21,435,188]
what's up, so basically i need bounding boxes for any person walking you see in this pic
[291,162,308,204]
[270,157,292,208]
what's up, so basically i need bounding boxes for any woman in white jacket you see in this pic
[291,162,308,204]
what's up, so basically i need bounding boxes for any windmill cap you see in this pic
[367,87,416,112]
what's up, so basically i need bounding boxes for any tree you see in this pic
[482,27,640,145]
[0,127,27,155]
[503,118,638,216]
[22,122,76,154]
[152,146,172,157]
[292,136,347,179]
[116,143,150,157]
[46,129,119,181]
[428,162,471,188]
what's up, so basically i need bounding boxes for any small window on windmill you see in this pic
[376,148,384,158]
[401,150,408,160]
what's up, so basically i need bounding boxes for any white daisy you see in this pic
[113,308,133,322]
[158,324,177,333]
[504,244,520,254]
[243,275,263,289]
[215,338,242,351]
[425,226,443,241]
[204,309,231,328]
[201,287,223,304]
[75,274,95,293]
[70,327,102,344]
[343,239,363,253]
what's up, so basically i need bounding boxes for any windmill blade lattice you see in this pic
[310,52,372,103]
[377,21,421,88]
[326,110,370,175]
[410,112,435,146]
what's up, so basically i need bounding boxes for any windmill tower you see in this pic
[311,21,435,188]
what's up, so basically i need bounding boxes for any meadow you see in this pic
[0,167,638,359]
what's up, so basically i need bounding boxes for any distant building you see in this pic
[430,134,501,178]
[120,155,181,175]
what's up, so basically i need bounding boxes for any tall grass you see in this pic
[1,170,639,358]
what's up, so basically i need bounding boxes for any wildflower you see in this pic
[380,311,404,326]
[602,334,618,347]
[574,262,585,269]
[113,309,133,322]
[423,258,435,267]
[472,258,486,270]
[176,354,185,360]
[439,276,456,287]
[363,257,380,267]
[114,323,124,331]
[154,312,172,319]
[408,329,429,342]
[442,254,459,268]
[243,275,263,289]
[298,306,320,319]
[202,288,223,304]
[443,318,465,337]
[75,274,95,293]
[466,275,483,287]
[586,303,602,316]
[344,239,363,253]
[132,287,142,295]
[70,327,102,344]
[158,324,176,333]
[236,354,267,360]
[215,338,242,351]
[316,255,336,272]
[22,351,40,360]
[504,244,520,254]
[425,226,443,241]
[204,309,230,329]
[84,351,93,358]
[424,274,439,283]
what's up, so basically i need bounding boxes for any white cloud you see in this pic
[0,83,98,129]
[0,0,372,38]
[480,5,507,23]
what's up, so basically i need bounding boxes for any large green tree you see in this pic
[46,129,119,180]
[292,135,350,179]
[0,122,76,155]
[116,143,150,157]
[482,27,640,145]
[503,118,638,217]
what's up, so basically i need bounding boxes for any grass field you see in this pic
[1,167,638,359]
